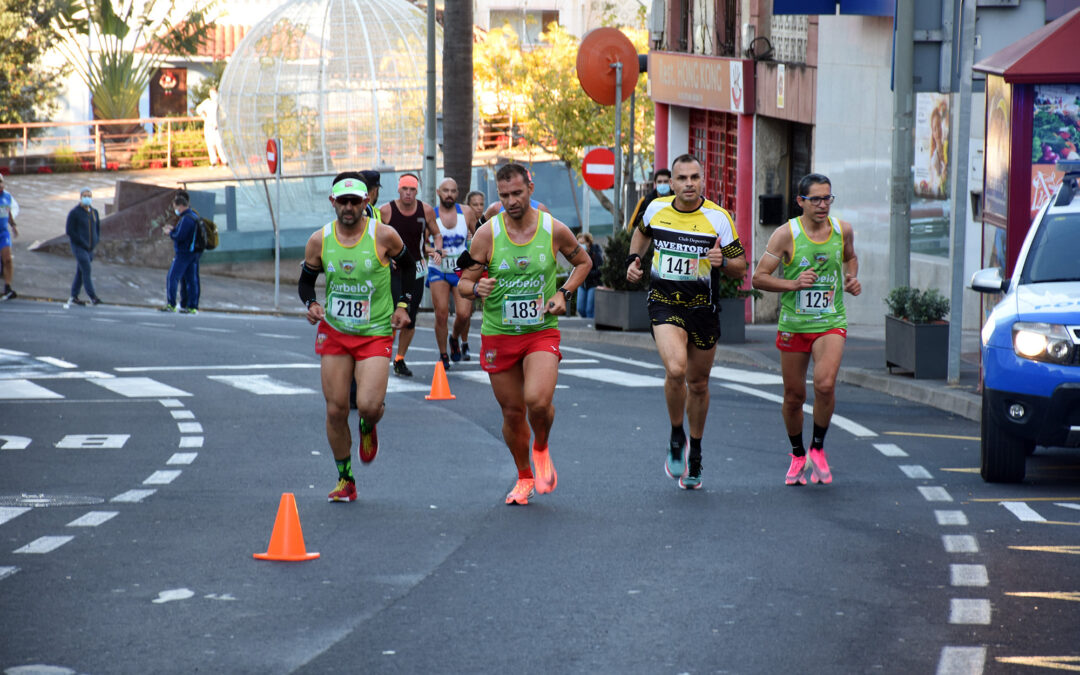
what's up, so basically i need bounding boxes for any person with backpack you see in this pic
[162,189,203,314]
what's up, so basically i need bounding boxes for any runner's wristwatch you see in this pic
[557,287,572,302]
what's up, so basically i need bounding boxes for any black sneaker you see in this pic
[67,296,86,306]
[1,288,16,301]
[89,297,103,306]
[679,455,703,490]
[449,336,461,362]
[393,359,413,377]
[440,353,451,371]
[461,342,471,361]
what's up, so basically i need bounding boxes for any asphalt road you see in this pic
[1,303,1078,675]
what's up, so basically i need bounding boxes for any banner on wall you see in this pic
[982,75,1011,226]
[914,93,950,199]
[1030,83,1080,219]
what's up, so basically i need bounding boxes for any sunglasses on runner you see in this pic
[335,196,364,206]
[799,194,836,206]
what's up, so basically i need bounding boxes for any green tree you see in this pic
[0,0,70,147]
[51,0,216,120]
[474,20,653,222]
[189,59,227,111]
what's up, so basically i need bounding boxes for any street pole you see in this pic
[612,61,623,230]
[890,0,915,289]
[626,90,636,227]
[423,0,437,206]
[947,0,976,384]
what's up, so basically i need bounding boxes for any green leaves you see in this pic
[885,286,950,324]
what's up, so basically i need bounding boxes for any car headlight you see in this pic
[1012,322,1075,364]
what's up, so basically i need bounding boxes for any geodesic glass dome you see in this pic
[219,0,442,181]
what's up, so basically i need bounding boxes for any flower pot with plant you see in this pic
[884,286,950,379]
[593,226,652,331]
[715,274,762,344]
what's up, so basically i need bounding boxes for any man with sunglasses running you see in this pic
[752,173,861,486]
[299,172,414,502]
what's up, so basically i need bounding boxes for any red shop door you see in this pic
[689,109,737,213]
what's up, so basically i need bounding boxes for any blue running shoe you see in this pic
[679,456,702,490]
[665,439,687,479]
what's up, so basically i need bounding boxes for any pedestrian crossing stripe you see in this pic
[0,507,31,526]
[207,374,316,395]
[0,380,63,399]
[88,377,191,398]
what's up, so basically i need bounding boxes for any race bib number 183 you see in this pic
[502,293,543,326]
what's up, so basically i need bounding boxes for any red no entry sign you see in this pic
[582,147,615,190]
[266,139,280,175]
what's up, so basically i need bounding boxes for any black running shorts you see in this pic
[648,303,721,351]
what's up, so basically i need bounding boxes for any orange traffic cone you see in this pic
[253,493,320,561]
[425,360,456,400]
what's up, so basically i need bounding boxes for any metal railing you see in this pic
[0,116,209,175]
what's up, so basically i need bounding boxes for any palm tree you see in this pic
[442,0,474,194]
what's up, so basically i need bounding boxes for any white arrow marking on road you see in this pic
[0,507,31,526]
[88,377,191,398]
[1001,501,1046,522]
[0,380,63,399]
[0,436,31,450]
[208,374,316,395]
[15,536,75,554]
[722,383,877,437]
[67,511,118,527]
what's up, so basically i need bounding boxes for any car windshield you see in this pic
[1021,212,1080,284]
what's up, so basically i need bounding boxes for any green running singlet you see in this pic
[480,211,558,336]
[321,219,394,336]
[777,216,848,333]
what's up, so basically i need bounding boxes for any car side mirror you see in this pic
[970,267,1007,293]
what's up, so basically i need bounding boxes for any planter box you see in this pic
[594,288,649,331]
[885,314,948,379]
[717,298,746,344]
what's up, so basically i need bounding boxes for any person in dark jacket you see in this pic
[575,232,604,318]
[628,168,672,231]
[65,188,102,306]
[161,189,203,313]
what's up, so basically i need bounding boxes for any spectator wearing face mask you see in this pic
[65,187,102,306]
[628,168,672,231]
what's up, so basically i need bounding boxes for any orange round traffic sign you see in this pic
[582,147,615,190]
[576,27,639,106]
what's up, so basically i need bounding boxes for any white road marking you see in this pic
[900,465,933,479]
[168,452,198,465]
[1055,502,1080,511]
[88,377,191,398]
[943,535,979,554]
[208,374,316,395]
[0,348,29,356]
[710,366,784,385]
[177,422,203,434]
[561,368,666,387]
[111,489,156,503]
[67,511,118,527]
[55,434,130,449]
[0,435,32,450]
[950,564,989,587]
[144,470,182,485]
[255,333,298,339]
[721,383,877,437]
[36,356,77,368]
[170,410,195,419]
[388,378,452,392]
[1001,502,1046,522]
[159,398,185,408]
[153,588,195,603]
[194,327,231,333]
[179,436,204,448]
[116,363,318,372]
[918,486,953,502]
[0,507,31,526]
[0,380,63,399]
[560,345,663,369]
[0,566,17,581]
[949,599,991,625]
[15,536,75,554]
[0,369,112,380]
[874,443,908,457]
[935,510,969,526]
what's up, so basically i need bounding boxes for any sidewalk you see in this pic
[0,167,982,422]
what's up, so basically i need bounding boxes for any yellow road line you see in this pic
[1010,545,1080,554]
[996,656,1080,671]
[1006,591,1080,603]
[941,467,980,474]
[971,497,1080,502]
[882,431,979,441]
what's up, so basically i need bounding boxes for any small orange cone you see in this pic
[425,360,456,400]
[253,493,320,561]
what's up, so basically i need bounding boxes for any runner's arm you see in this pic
[840,221,861,296]
[752,225,809,293]
[300,231,324,324]
[459,225,492,299]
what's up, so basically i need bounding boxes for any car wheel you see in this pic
[980,393,1031,483]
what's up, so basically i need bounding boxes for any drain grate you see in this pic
[0,494,105,507]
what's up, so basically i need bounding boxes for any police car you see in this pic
[970,161,1080,483]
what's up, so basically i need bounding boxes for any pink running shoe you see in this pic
[532,446,558,494]
[785,454,808,486]
[505,478,535,505]
[808,448,833,484]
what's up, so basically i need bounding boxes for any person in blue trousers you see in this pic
[65,187,102,306]
[162,189,202,314]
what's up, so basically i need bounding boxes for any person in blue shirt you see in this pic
[161,190,203,314]
[0,174,20,301]
[65,188,102,306]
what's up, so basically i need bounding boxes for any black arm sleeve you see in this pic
[298,262,320,307]
[390,246,414,305]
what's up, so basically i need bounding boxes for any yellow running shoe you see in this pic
[505,478,535,505]
[531,447,557,494]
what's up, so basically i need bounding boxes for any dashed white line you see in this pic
[88,377,191,398]
[943,535,979,554]
[935,510,969,526]
[900,465,933,479]
[170,410,196,420]
[721,383,877,437]
[159,398,185,408]
[194,327,232,333]
[144,470,182,485]
[949,599,992,625]
[950,564,989,587]
[179,436,204,448]
[1056,502,1080,511]
[0,507,31,526]
[0,380,64,399]
[208,374,317,395]
[111,489,156,503]
[67,511,119,527]
[167,452,198,465]
[36,356,77,368]
[919,486,953,502]
[177,422,203,434]
[1001,502,1046,522]
[0,566,18,581]
[874,443,909,457]
[15,535,75,554]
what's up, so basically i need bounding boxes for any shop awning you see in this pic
[974,7,1080,84]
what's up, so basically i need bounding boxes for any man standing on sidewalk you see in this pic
[458,163,592,506]
[300,172,413,502]
[161,190,202,314]
[752,173,861,486]
[380,173,442,377]
[0,175,20,300]
[65,188,102,306]
[625,154,747,490]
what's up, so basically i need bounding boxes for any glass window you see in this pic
[1023,213,1080,283]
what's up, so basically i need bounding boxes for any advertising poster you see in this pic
[1030,83,1080,218]
[983,75,1011,225]
[914,93,950,199]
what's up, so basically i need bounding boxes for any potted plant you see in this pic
[715,274,762,344]
[593,226,652,331]
[884,286,950,379]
